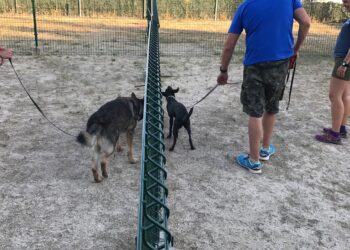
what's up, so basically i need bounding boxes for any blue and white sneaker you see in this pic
[259,144,276,161]
[236,153,262,174]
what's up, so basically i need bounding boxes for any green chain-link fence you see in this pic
[0,0,347,56]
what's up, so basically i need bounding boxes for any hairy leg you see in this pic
[248,116,263,162]
[127,129,136,163]
[91,158,102,183]
[262,112,276,149]
[101,157,108,178]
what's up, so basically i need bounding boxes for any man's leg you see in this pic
[262,112,276,149]
[248,116,262,162]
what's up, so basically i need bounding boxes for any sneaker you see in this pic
[323,127,347,138]
[236,153,262,174]
[259,144,276,161]
[315,133,342,145]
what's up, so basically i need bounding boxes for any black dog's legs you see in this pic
[184,122,195,150]
[167,117,174,138]
[169,127,178,151]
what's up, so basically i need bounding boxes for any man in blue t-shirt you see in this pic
[217,0,310,173]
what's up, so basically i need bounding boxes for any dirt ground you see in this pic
[0,55,349,250]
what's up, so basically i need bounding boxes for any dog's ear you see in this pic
[131,92,137,99]
[161,91,166,96]
[174,87,179,93]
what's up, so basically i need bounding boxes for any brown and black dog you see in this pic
[77,93,144,182]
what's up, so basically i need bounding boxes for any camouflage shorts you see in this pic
[332,57,350,81]
[241,59,289,117]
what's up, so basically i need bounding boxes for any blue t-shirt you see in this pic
[229,0,302,65]
[334,19,350,58]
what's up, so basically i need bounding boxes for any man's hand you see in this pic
[289,54,297,69]
[217,72,228,85]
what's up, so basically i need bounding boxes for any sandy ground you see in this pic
[0,55,349,250]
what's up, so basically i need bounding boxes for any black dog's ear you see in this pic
[174,87,179,93]
[131,92,137,99]
[161,91,166,96]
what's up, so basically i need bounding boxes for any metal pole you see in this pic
[13,0,17,13]
[31,0,39,52]
[143,0,147,19]
[78,0,82,17]
[214,0,218,21]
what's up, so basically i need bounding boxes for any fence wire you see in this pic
[0,0,345,57]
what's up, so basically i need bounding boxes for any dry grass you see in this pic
[0,14,342,41]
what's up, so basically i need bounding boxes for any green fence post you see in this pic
[65,1,69,16]
[31,0,39,54]
[13,0,17,13]
[78,0,82,17]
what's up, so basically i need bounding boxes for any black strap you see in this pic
[187,81,241,109]
[187,84,219,109]
[9,59,75,138]
[286,61,297,110]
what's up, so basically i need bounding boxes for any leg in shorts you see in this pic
[240,59,289,118]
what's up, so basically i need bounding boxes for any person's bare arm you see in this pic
[217,33,240,85]
[293,7,311,54]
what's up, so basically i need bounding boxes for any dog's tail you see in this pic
[183,107,194,123]
[77,123,103,146]
[76,131,93,146]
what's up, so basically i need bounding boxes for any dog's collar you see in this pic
[167,95,175,99]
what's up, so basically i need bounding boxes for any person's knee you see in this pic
[329,92,340,102]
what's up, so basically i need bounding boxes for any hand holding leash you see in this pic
[289,53,297,69]
[0,48,13,66]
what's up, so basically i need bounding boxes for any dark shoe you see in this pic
[323,127,347,138]
[315,133,342,145]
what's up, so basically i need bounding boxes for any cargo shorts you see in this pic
[240,59,289,118]
[332,57,350,81]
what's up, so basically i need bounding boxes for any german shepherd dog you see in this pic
[162,86,195,151]
[77,93,144,183]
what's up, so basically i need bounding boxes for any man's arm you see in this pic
[293,8,311,54]
[217,33,240,85]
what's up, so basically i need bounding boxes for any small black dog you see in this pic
[162,86,195,151]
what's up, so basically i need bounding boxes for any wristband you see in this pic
[341,61,349,68]
[220,66,227,73]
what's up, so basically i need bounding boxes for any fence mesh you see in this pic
[0,0,347,57]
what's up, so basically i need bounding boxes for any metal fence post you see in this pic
[13,0,17,13]
[214,0,218,21]
[65,1,69,16]
[78,0,82,17]
[31,0,39,54]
